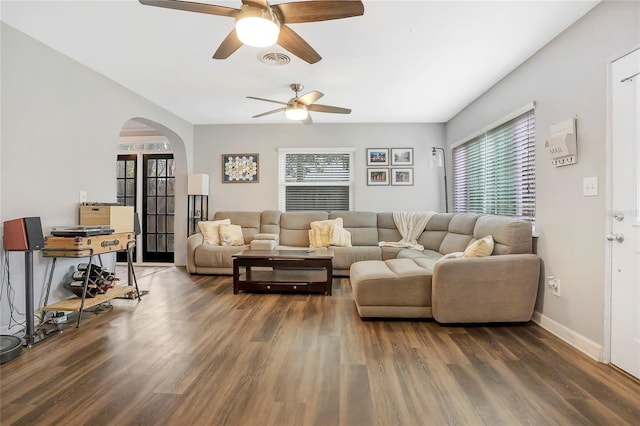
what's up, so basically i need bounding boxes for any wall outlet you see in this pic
[583,176,598,196]
[547,276,561,297]
[79,190,87,203]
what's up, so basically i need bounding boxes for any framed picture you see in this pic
[222,153,259,183]
[367,148,389,166]
[367,168,389,185]
[391,148,413,166]
[391,168,413,186]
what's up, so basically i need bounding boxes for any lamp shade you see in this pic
[188,174,210,195]
[285,103,309,121]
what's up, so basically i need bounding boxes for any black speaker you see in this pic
[2,217,44,251]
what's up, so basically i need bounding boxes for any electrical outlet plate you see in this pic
[583,177,598,196]
[79,190,87,203]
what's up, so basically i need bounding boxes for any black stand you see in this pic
[24,251,35,346]
[188,194,208,236]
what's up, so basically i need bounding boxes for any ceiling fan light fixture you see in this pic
[235,5,280,48]
[285,103,308,121]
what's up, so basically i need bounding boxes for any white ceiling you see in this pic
[1,0,599,125]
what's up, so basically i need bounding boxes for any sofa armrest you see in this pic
[431,254,540,323]
[186,232,204,274]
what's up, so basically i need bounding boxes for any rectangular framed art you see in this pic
[391,168,413,186]
[366,148,389,166]
[222,153,259,183]
[367,168,389,185]
[391,148,413,166]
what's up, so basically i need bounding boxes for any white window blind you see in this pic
[453,109,536,223]
[278,149,355,211]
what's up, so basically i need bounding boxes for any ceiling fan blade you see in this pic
[139,0,238,17]
[273,1,364,24]
[308,104,351,114]
[302,115,313,125]
[278,25,321,64]
[242,0,268,7]
[213,29,243,59]
[252,107,286,118]
[297,91,324,106]
[247,96,288,105]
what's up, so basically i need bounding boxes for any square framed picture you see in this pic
[222,153,259,183]
[367,168,389,185]
[367,148,389,166]
[391,148,413,166]
[391,168,413,186]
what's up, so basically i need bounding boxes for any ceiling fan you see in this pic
[248,83,351,123]
[138,0,364,64]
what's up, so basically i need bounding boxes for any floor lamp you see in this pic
[187,174,209,236]
[431,147,449,213]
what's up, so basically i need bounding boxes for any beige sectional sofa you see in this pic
[186,210,540,323]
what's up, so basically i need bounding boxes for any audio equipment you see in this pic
[3,217,44,251]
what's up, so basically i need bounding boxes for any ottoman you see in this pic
[349,258,433,318]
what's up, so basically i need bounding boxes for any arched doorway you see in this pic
[117,118,188,265]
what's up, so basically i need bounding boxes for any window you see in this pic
[453,107,536,223]
[278,148,355,211]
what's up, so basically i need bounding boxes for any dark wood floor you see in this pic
[1,266,639,426]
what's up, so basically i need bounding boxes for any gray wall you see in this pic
[446,1,640,347]
[0,24,194,330]
[193,123,446,213]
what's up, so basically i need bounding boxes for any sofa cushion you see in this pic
[219,224,245,246]
[198,219,231,245]
[280,211,329,247]
[194,244,246,268]
[438,213,481,254]
[260,210,281,235]
[330,211,379,246]
[377,213,402,243]
[350,259,432,307]
[473,215,532,254]
[417,213,454,251]
[464,235,494,257]
[331,246,381,270]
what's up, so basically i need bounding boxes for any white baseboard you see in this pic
[531,311,604,362]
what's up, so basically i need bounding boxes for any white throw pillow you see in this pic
[219,224,245,246]
[330,224,352,247]
[464,235,494,257]
[309,218,343,248]
[198,219,231,245]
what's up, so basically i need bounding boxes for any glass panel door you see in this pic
[116,154,137,262]
[143,154,175,263]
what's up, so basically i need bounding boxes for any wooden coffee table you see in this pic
[232,249,334,295]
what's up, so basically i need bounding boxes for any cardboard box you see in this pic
[80,206,134,233]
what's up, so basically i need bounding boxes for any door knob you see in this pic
[612,210,624,221]
[606,233,624,243]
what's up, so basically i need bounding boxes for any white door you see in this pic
[610,48,640,379]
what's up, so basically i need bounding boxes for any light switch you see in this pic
[583,177,598,196]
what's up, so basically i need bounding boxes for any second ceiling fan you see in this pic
[139,0,365,64]
[248,83,351,124]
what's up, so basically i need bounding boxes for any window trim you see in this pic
[278,147,356,211]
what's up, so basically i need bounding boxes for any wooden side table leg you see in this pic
[233,260,239,294]
[326,261,333,296]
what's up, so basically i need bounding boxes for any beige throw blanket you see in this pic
[378,211,436,251]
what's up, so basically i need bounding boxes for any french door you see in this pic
[143,154,175,263]
[116,154,137,262]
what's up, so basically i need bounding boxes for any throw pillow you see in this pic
[219,224,245,246]
[309,218,343,248]
[198,219,231,245]
[330,224,352,247]
[463,235,494,257]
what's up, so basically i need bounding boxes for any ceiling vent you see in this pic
[260,52,291,66]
